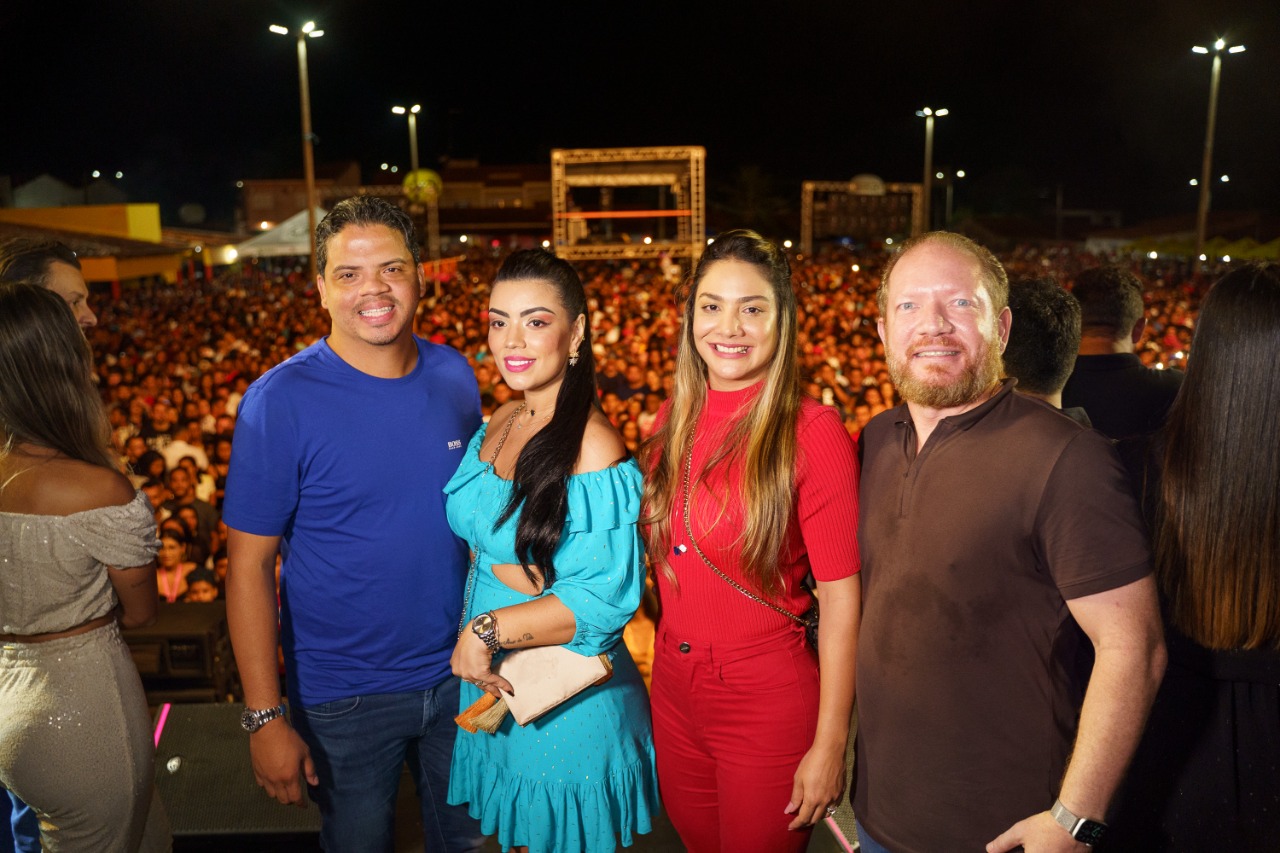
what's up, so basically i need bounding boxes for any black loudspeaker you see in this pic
[124,601,239,703]
[155,702,321,840]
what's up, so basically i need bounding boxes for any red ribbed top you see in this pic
[653,383,861,641]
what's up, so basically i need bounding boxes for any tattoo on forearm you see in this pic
[500,632,534,647]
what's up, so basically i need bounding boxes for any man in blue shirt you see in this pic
[225,197,483,851]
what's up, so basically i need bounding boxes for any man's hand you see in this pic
[249,720,318,806]
[987,811,1089,853]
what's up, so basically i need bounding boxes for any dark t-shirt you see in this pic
[854,381,1152,852]
[1062,353,1183,440]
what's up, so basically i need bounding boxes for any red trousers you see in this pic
[650,627,820,853]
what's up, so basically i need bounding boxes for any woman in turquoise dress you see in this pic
[445,249,660,853]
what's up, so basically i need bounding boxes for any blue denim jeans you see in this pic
[292,677,483,853]
[856,818,895,853]
[1,789,40,853]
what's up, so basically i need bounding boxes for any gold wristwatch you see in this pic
[471,611,502,653]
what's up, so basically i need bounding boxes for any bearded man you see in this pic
[851,232,1166,853]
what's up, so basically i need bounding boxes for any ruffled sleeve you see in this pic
[443,426,490,545]
[548,459,646,656]
[64,491,161,569]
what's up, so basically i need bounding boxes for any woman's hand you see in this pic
[784,741,846,830]
[450,629,514,699]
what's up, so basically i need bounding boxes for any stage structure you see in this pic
[551,147,706,263]
[800,175,923,254]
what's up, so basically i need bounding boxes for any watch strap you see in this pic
[472,611,502,653]
[241,703,287,732]
[1051,799,1107,845]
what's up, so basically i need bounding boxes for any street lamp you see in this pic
[916,106,949,232]
[391,104,422,175]
[1191,38,1244,270]
[935,168,966,226]
[271,20,325,282]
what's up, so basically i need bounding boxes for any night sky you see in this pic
[5,0,1277,231]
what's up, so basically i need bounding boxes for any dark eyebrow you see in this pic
[488,306,558,318]
[330,257,410,272]
[697,292,768,304]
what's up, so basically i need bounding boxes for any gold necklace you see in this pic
[515,405,554,430]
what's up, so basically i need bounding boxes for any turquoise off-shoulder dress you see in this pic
[443,426,660,853]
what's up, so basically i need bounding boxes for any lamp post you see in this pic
[915,107,948,232]
[392,104,422,175]
[935,168,966,226]
[1191,38,1244,270]
[271,21,325,282]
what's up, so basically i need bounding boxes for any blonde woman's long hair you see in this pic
[640,230,801,598]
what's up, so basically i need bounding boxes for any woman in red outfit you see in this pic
[641,230,861,852]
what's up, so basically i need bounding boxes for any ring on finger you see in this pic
[825,805,838,817]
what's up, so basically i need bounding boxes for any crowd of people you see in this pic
[78,237,1215,574]
[3,213,1273,853]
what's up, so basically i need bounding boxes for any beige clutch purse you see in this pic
[454,646,613,733]
[497,646,613,725]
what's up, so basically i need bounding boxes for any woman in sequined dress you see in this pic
[0,283,170,851]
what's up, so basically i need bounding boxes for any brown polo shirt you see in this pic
[853,381,1151,852]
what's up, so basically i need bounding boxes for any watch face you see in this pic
[472,614,495,634]
[241,709,260,732]
[1076,820,1107,845]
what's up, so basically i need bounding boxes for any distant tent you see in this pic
[235,208,326,258]
[1221,237,1259,259]
[1243,237,1280,260]
[1203,236,1232,256]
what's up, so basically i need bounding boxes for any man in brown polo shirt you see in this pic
[853,232,1166,853]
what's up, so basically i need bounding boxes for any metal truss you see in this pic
[800,179,924,254]
[552,147,706,263]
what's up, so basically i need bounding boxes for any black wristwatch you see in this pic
[471,611,502,654]
[1051,799,1107,846]
[240,703,287,733]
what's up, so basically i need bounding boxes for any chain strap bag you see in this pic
[681,427,820,652]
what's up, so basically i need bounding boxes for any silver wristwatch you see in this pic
[240,703,287,733]
[1051,799,1107,846]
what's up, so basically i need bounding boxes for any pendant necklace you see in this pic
[515,406,554,430]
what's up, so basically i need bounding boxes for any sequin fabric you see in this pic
[0,491,169,850]
[0,491,158,635]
